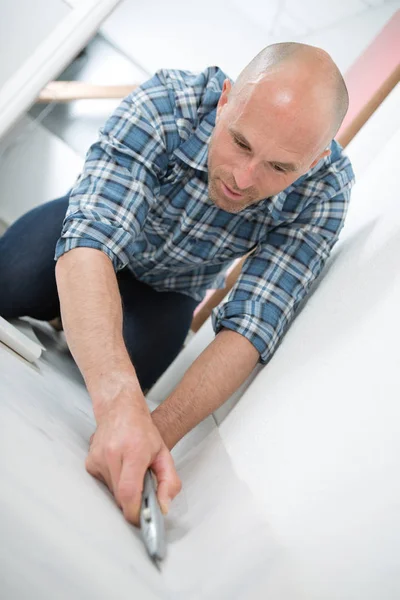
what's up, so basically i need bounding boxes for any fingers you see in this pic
[86,432,145,521]
[117,452,148,526]
[86,436,117,501]
[85,428,181,525]
[85,454,110,488]
[105,445,123,508]
[151,447,182,515]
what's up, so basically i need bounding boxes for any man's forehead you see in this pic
[228,85,328,161]
[232,78,301,123]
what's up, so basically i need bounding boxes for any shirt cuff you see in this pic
[54,221,131,271]
[211,299,282,364]
[54,218,134,271]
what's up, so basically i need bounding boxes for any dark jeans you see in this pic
[0,194,198,390]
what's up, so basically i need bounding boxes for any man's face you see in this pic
[207,77,331,213]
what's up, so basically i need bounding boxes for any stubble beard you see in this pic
[207,176,259,214]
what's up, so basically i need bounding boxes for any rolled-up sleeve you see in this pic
[54,72,173,271]
[211,177,354,364]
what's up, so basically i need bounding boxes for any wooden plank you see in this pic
[37,81,137,102]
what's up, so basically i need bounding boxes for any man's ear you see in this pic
[309,148,331,169]
[216,79,232,120]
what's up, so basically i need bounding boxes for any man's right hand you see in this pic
[86,392,182,526]
[55,249,181,525]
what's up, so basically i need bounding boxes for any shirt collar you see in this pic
[173,108,216,173]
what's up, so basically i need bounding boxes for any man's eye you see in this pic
[234,138,249,150]
[272,164,286,173]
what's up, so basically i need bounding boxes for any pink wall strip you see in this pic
[337,10,400,145]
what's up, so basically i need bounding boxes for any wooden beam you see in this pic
[190,256,248,333]
[36,81,138,103]
[337,63,400,148]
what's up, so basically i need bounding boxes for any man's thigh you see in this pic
[0,197,198,390]
[117,269,198,391]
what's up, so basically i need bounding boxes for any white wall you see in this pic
[0,0,69,86]
[101,0,400,77]
[0,116,82,224]
[0,1,398,226]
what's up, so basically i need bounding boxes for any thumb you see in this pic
[151,447,182,515]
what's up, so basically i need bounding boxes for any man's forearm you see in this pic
[55,248,144,419]
[151,328,260,449]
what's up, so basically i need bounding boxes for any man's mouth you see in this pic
[220,180,243,199]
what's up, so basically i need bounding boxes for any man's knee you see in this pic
[0,196,69,318]
[0,242,20,317]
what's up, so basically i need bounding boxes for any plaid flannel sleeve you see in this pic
[211,171,354,364]
[54,71,173,271]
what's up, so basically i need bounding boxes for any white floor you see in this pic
[0,321,273,600]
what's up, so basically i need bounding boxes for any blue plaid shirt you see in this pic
[55,66,355,364]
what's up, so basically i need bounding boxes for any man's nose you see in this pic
[232,160,259,190]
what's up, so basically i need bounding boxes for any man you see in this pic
[0,42,354,526]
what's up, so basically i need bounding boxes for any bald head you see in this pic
[230,42,349,146]
[207,43,349,213]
